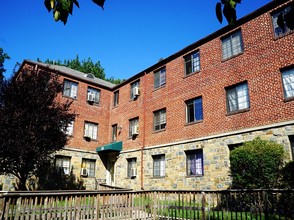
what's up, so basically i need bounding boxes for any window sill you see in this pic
[62,95,77,100]
[221,52,244,62]
[112,105,119,109]
[153,84,166,91]
[151,176,166,179]
[153,128,166,134]
[126,176,137,179]
[186,175,204,178]
[87,101,100,107]
[183,71,200,79]
[185,120,203,126]
[273,30,293,41]
[226,108,250,116]
[284,96,294,102]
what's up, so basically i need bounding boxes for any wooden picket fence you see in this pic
[1,189,294,219]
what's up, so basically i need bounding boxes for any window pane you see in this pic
[194,97,203,121]
[186,150,203,176]
[185,55,192,75]
[192,52,200,72]
[236,84,249,109]
[282,68,294,98]
[154,71,160,88]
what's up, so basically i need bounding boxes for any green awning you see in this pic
[96,141,122,153]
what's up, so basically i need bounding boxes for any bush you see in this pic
[281,160,294,189]
[230,137,285,189]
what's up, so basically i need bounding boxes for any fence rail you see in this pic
[1,189,293,219]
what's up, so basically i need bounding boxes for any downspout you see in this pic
[141,71,147,190]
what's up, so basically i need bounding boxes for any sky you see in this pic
[1,0,272,80]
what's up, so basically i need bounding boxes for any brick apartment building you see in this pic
[1,0,293,191]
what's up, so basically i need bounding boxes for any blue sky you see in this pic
[1,0,271,80]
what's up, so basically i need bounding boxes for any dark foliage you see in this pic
[0,48,10,81]
[37,161,85,190]
[0,69,76,190]
[281,161,294,189]
[216,0,241,25]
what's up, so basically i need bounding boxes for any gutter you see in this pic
[141,71,147,190]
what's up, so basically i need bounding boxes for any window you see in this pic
[184,51,200,75]
[55,156,71,175]
[84,122,98,140]
[222,30,243,60]
[87,87,100,104]
[112,124,117,142]
[186,97,203,123]
[272,5,293,38]
[153,154,165,177]
[63,80,78,99]
[81,159,96,177]
[226,82,249,113]
[154,68,166,89]
[228,143,243,151]
[129,118,139,137]
[130,80,140,100]
[186,150,203,176]
[113,91,119,107]
[64,121,74,136]
[127,158,137,178]
[289,136,294,160]
[153,109,166,131]
[282,67,294,99]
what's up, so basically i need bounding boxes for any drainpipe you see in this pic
[141,71,147,190]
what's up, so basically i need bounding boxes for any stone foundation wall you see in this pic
[115,123,294,191]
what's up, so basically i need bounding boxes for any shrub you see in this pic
[230,137,285,189]
[281,160,294,189]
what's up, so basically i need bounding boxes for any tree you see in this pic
[0,69,76,190]
[44,0,105,24]
[230,137,285,189]
[0,48,10,81]
[39,55,124,84]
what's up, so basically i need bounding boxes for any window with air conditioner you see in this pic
[81,159,96,177]
[87,87,100,104]
[130,80,140,100]
[129,118,139,138]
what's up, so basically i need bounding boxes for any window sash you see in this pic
[129,118,139,137]
[84,122,98,140]
[222,31,243,60]
[227,83,249,112]
[114,91,119,106]
[153,155,165,177]
[63,80,78,98]
[88,87,100,103]
[185,52,200,75]
[154,69,166,89]
[55,157,71,175]
[187,151,203,176]
[130,81,140,99]
[186,97,203,123]
[154,109,166,131]
[127,158,136,178]
[282,68,294,99]
[82,159,96,177]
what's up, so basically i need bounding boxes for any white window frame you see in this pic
[186,150,204,176]
[226,82,250,113]
[130,81,140,100]
[222,30,243,60]
[282,68,294,99]
[55,156,71,175]
[84,122,98,140]
[63,80,78,99]
[81,158,96,177]
[153,154,165,177]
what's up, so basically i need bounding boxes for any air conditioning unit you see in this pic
[83,134,91,140]
[133,86,140,97]
[87,93,94,102]
[81,168,88,176]
[131,126,139,136]
[131,168,137,177]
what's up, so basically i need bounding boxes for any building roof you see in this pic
[23,59,116,89]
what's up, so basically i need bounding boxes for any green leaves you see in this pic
[215,0,241,26]
[44,0,104,25]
